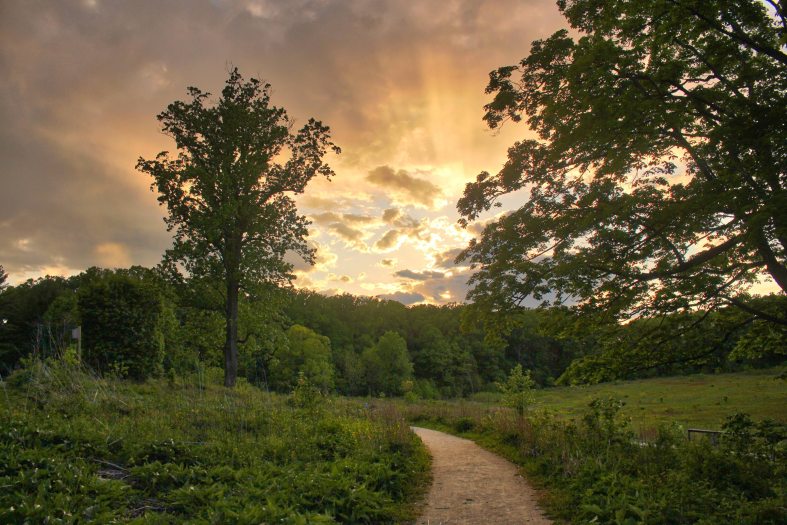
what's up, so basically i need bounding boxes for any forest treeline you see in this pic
[0,266,784,396]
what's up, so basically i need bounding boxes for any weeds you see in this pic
[0,359,429,523]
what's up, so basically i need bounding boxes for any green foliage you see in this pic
[729,296,787,362]
[78,273,165,379]
[362,331,413,396]
[137,68,340,387]
[0,360,429,523]
[288,372,324,410]
[496,364,536,415]
[0,275,74,371]
[458,0,787,338]
[270,325,334,392]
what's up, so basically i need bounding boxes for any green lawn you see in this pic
[395,367,786,434]
[529,366,787,430]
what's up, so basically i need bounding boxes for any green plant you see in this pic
[77,273,165,380]
[0,364,430,523]
[400,385,786,524]
[496,364,536,415]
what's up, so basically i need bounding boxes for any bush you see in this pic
[78,273,165,379]
[496,364,536,415]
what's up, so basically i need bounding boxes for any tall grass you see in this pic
[0,359,429,524]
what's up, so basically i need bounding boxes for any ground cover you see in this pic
[0,361,429,524]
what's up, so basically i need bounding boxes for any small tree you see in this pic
[138,69,339,387]
[496,364,535,416]
[78,273,165,379]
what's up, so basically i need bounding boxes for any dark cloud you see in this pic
[394,269,445,281]
[366,166,442,207]
[376,291,425,305]
[410,270,473,303]
[311,212,376,226]
[300,195,338,210]
[382,208,401,223]
[310,212,343,225]
[327,223,365,243]
[433,247,466,269]
[374,229,402,251]
[380,258,396,267]
[343,213,375,224]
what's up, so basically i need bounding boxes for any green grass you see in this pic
[398,367,786,440]
[0,361,429,524]
[506,366,786,430]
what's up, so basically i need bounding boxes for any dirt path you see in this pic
[411,427,552,525]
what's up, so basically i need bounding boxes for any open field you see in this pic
[466,366,787,431]
[531,366,787,430]
[400,367,787,524]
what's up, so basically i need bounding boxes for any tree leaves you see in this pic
[459,0,787,327]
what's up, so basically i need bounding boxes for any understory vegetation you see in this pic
[0,360,429,524]
[405,392,786,524]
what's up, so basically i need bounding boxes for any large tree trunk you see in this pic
[224,278,239,387]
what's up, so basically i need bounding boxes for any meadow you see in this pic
[511,366,785,430]
[391,366,786,440]
[0,361,429,524]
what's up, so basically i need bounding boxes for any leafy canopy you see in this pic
[458,0,787,325]
[138,68,339,292]
[269,324,334,392]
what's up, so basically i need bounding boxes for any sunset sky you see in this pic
[0,0,568,304]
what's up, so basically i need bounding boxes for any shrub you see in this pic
[496,364,536,415]
[78,273,165,379]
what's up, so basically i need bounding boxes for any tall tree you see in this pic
[138,69,339,387]
[459,0,786,328]
[0,265,7,290]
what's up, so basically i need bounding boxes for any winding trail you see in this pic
[412,427,552,525]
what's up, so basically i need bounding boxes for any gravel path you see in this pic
[412,427,552,525]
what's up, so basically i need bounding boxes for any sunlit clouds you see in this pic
[0,0,567,304]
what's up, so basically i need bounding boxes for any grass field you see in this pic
[529,366,787,430]
[397,366,787,434]
[402,366,787,524]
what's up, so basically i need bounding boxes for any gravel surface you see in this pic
[412,427,553,525]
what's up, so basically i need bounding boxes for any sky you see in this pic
[0,0,568,305]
